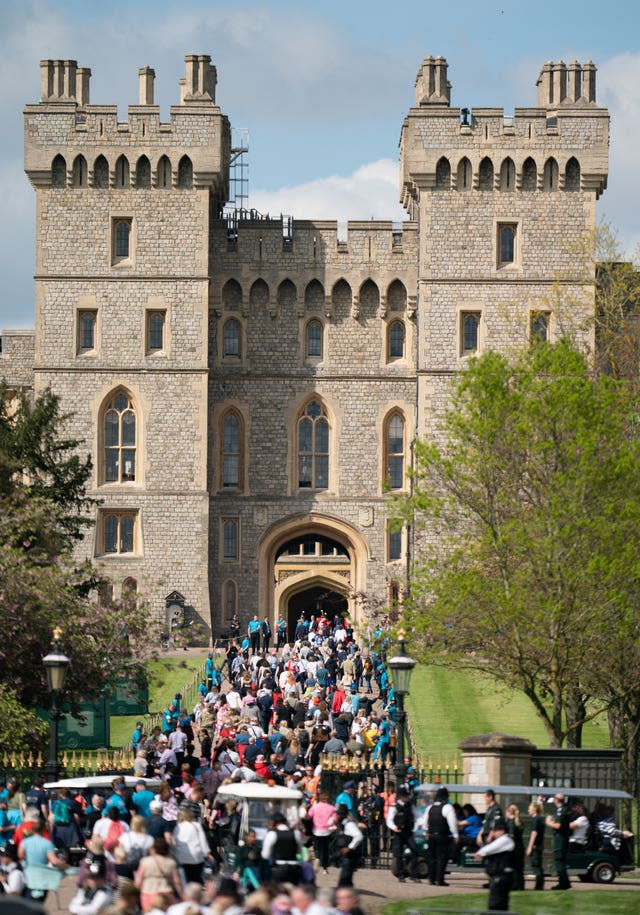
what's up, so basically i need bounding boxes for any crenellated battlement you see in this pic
[25,55,231,194]
[400,55,609,209]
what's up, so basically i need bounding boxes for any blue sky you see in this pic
[2,0,640,326]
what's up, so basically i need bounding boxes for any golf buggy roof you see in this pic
[417,783,632,800]
[216,782,303,801]
[44,776,162,791]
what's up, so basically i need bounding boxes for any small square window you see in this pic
[99,510,138,556]
[77,310,97,354]
[387,527,403,562]
[460,311,481,356]
[112,218,133,265]
[497,222,518,268]
[147,311,166,353]
[530,311,549,344]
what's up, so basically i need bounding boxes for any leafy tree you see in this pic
[0,385,158,739]
[394,341,640,775]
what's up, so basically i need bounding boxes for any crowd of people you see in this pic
[0,610,635,915]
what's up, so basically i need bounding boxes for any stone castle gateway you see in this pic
[1,54,609,639]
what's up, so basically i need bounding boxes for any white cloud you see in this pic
[598,52,640,256]
[248,159,407,222]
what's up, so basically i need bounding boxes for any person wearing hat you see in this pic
[0,843,25,895]
[69,856,113,914]
[332,804,363,888]
[334,782,356,815]
[386,787,419,883]
[474,817,515,911]
[424,787,458,887]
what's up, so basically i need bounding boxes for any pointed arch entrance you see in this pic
[257,513,369,634]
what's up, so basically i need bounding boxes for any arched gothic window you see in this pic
[435,156,451,190]
[385,412,406,489]
[478,157,494,190]
[115,155,130,189]
[521,157,537,192]
[462,312,480,354]
[298,400,329,490]
[157,155,172,189]
[565,157,581,191]
[457,157,472,190]
[103,390,136,483]
[223,319,241,358]
[388,321,405,360]
[72,155,87,188]
[136,156,151,189]
[178,155,193,189]
[500,158,515,191]
[221,410,243,489]
[94,155,109,189]
[306,320,323,358]
[52,155,66,188]
[543,157,559,191]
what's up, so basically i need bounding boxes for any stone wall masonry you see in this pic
[88,491,210,630]
[210,219,418,302]
[209,493,398,631]
[34,369,208,493]
[24,107,230,181]
[421,282,594,372]
[35,188,209,277]
[35,280,208,370]
[0,330,35,388]
[209,375,416,499]
[422,190,594,278]
[400,106,609,195]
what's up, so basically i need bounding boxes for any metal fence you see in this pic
[319,755,462,869]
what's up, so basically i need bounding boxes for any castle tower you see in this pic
[24,56,231,632]
[399,56,609,444]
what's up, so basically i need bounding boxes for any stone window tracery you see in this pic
[297,400,329,490]
[103,390,136,483]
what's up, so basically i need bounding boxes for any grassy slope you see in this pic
[109,656,204,748]
[406,665,610,761]
[383,890,639,915]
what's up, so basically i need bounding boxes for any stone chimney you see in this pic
[182,54,216,103]
[138,66,155,105]
[415,54,451,106]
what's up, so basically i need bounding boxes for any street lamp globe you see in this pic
[387,629,416,696]
[43,627,70,693]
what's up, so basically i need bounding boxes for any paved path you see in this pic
[43,867,640,915]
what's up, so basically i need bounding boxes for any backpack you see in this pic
[104,819,126,853]
[52,798,71,825]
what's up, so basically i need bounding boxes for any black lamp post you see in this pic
[43,627,70,783]
[387,628,416,788]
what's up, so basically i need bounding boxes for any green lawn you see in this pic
[405,665,610,762]
[109,656,204,748]
[383,890,639,915]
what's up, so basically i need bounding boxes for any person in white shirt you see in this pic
[0,844,25,895]
[568,801,590,847]
[69,859,113,915]
[474,817,515,911]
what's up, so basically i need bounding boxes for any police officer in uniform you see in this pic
[546,792,571,890]
[475,817,515,911]
[386,787,419,882]
[425,787,459,886]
